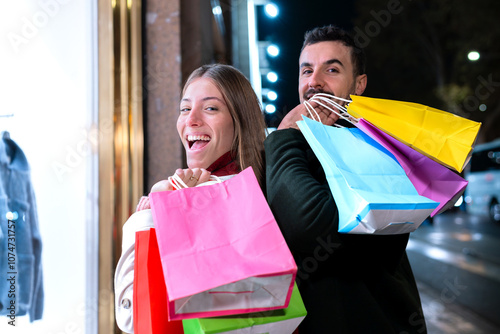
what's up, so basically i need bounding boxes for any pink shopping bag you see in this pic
[149,167,297,320]
[357,119,468,217]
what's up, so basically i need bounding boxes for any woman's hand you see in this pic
[150,168,212,192]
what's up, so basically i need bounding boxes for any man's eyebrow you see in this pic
[325,58,344,67]
[300,58,344,68]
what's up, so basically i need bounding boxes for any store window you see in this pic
[1,1,99,332]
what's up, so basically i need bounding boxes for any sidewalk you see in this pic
[417,280,500,334]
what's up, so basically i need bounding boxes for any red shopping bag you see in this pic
[150,167,297,320]
[133,228,184,333]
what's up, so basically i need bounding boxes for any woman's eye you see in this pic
[180,107,190,113]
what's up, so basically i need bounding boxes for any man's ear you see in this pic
[354,74,367,96]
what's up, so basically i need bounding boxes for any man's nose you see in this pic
[308,71,325,89]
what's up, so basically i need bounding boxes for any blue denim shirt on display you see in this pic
[0,131,43,321]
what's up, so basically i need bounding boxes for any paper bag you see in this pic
[357,119,468,217]
[298,116,438,234]
[133,228,184,333]
[149,167,297,320]
[346,95,481,172]
[182,283,306,334]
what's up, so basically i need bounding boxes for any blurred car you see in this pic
[464,139,500,222]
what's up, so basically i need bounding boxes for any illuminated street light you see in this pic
[265,104,277,113]
[267,44,280,57]
[212,5,222,15]
[468,51,480,61]
[264,3,279,18]
[267,90,278,101]
[266,71,278,83]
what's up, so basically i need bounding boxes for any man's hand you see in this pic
[277,100,340,130]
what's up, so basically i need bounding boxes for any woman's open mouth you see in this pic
[187,134,211,150]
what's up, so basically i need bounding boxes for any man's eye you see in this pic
[328,68,339,73]
[302,69,312,75]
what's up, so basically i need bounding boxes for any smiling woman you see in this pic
[114,63,267,333]
[177,64,267,185]
[177,77,236,170]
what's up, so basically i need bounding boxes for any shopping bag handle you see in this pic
[209,175,222,183]
[312,93,352,105]
[303,100,321,122]
[310,95,348,115]
[308,93,359,126]
[304,99,349,128]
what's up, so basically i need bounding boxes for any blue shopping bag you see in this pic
[297,116,438,234]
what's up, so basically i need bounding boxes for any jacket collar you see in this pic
[1,131,29,171]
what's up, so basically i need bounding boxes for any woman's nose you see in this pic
[186,108,202,126]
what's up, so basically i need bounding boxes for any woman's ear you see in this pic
[354,74,367,96]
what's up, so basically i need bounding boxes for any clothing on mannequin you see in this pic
[0,130,44,322]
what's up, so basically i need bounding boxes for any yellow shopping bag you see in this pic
[346,95,481,173]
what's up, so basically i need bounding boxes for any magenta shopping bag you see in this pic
[149,167,297,321]
[357,119,468,217]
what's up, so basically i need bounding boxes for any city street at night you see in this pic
[408,210,500,333]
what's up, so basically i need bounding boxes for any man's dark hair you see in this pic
[302,25,366,76]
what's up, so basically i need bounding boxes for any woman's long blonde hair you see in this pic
[183,64,266,187]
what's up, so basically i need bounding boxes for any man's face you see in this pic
[298,41,365,104]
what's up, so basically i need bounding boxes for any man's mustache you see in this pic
[304,89,353,111]
[303,88,334,101]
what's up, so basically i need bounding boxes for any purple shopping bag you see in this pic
[356,119,468,217]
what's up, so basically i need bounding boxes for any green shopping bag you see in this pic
[182,283,306,334]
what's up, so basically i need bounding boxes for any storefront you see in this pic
[1,1,247,333]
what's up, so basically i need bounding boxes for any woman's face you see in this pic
[177,77,235,169]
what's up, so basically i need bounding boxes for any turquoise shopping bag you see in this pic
[297,116,438,234]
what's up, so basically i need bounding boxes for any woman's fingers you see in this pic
[198,169,211,184]
[150,168,213,193]
[177,168,211,187]
[150,179,173,193]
